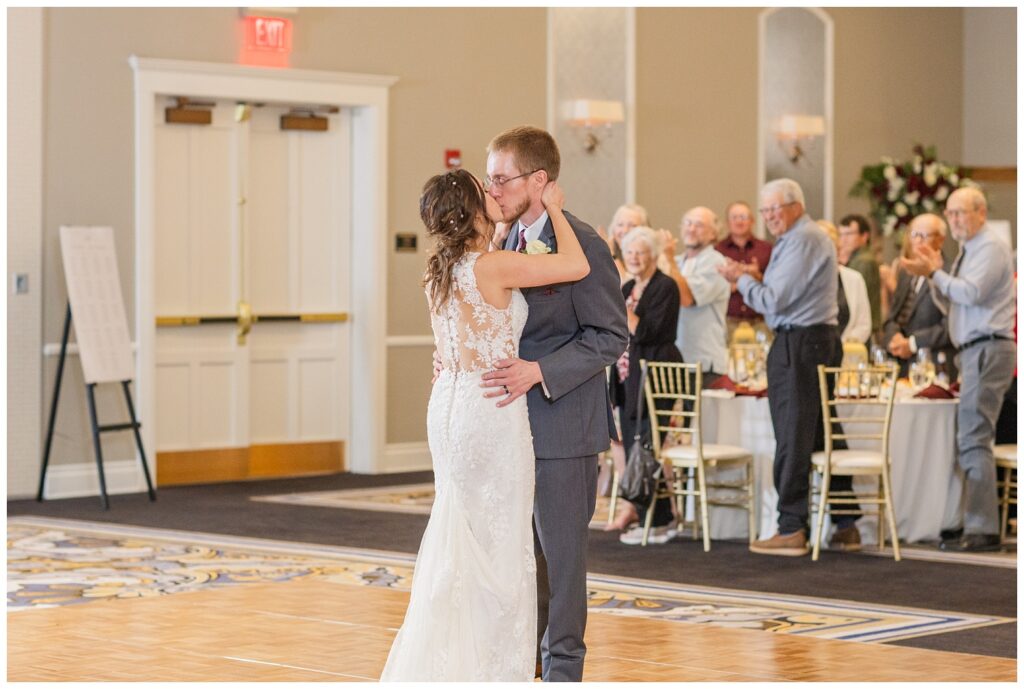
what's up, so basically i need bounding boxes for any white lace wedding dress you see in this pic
[380,252,536,682]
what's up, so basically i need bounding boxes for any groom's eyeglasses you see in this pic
[483,169,539,191]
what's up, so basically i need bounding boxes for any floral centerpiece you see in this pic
[849,144,974,238]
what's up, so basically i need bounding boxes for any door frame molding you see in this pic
[130,56,396,478]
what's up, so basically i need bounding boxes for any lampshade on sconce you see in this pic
[563,99,625,153]
[774,114,825,164]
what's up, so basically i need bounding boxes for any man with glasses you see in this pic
[718,178,857,556]
[715,201,773,342]
[478,125,627,680]
[902,187,1015,552]
[661,206,730,387]
[881,213,956,378]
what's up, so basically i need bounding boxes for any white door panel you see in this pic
[155,98,350,468]
[249,358,290,442]
[195,359,241,447]
[155,363,190,449]
[248,128,291,312]
[154,128,191,314]
[297,130,339,309]
[189,126,238,313]
[298,357,337,439]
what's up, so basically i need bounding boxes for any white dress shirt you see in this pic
[839,265,872,343]
[516,211,550,248]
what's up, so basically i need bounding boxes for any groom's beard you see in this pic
[502,197,531,225]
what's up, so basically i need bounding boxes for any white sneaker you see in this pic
[619,524,677,545]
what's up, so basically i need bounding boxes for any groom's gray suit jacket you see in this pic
[504,211,628,459]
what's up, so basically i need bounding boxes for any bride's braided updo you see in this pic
[421,169,491,311]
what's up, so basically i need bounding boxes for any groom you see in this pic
[480,126,628,681]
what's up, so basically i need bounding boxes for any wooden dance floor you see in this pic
[7,517,1016,682]
[8,578,1015,682]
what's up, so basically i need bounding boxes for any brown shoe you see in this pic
[830,525,862,552]
[749,530,809,556]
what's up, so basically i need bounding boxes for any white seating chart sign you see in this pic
[59,226,134,384]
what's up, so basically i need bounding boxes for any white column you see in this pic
[7,8,45,498]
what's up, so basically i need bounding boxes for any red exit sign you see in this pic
[244,16,292,53]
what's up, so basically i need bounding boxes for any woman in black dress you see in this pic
[609,226,683,544]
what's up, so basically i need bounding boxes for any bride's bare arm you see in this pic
[478,182,590,289]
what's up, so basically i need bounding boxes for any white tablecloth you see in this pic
[697,391,962,544]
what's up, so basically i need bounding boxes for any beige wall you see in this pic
[963,7,1016,167]
[636,8,969,234]
[963,7,1017,243]
[830,8,964,228]
[636,8,761,231]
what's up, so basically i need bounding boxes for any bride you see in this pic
[380,169,590,682]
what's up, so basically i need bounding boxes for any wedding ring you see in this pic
[502,385,510,394]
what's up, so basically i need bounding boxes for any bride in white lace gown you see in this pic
[380,170,590,682]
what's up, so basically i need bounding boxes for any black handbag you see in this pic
[619,361,661,504]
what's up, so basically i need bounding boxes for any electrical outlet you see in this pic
[12,273,28,294]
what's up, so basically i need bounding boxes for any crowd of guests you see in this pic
[600,178,1017,554]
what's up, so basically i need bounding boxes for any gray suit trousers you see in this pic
[534,455,599,682]
[956,338,1015,535]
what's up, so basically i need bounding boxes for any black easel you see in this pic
[37,303,157,509]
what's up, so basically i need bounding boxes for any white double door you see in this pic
[153,99,351,476]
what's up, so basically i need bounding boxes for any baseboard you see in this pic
[30,443,429,497]
[38,459,152,501]
[379,442,432,473]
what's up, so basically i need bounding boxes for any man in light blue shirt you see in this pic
[719,178,855,556]
[661,206,730,384]
[902,186,1015,552]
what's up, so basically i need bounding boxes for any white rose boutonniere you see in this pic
[524,239,552,255]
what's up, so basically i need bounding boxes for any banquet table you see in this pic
[696,390,962,545]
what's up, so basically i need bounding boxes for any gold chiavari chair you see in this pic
[641,360,756,550]
[994,444,1017,541]
[810,363,900,561]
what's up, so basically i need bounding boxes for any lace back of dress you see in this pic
[430,252,516,374]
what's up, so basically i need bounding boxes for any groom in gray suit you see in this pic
[480,126,628,681]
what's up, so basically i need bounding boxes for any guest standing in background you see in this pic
[818,220,872,346]
[881,213,956,378]
[598,203,651,500]
[660,206,730,386]
[608,226,682,544]
[901,187,1015,552]
[838,213,882,338]
[600,204,650,285]
[718,178,861,556]
[715,201,773,343]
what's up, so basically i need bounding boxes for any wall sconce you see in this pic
[564,99,625,153]
[774,114,825,164]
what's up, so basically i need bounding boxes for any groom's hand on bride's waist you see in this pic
[481,358,546,408]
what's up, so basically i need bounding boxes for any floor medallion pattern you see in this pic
[8,516,1009,644]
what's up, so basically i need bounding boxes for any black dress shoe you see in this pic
[939,527,963,541]
[940,533,1002,552]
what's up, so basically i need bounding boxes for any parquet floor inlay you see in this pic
[8,516,1010,643]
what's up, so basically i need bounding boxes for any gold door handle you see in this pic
[156,311,349,327]
[237,301,253,345]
